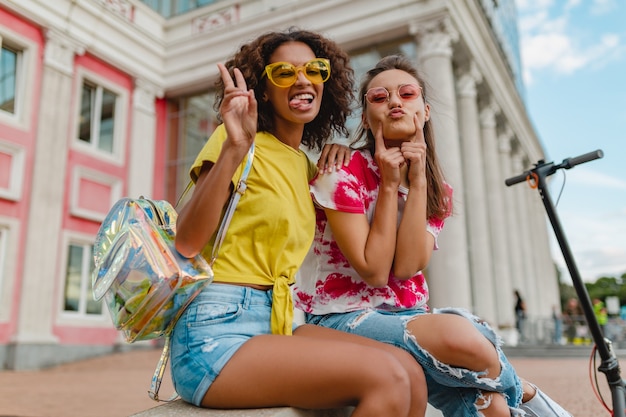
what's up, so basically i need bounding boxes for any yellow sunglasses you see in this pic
[263,58,331,88]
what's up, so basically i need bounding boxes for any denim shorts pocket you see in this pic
[188,301,243,328]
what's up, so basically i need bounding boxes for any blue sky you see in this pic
[515,0,626,282]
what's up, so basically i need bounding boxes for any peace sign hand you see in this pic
[218,63,257,154]
[373,121,404,190]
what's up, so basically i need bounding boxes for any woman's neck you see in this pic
[271,121,305,150]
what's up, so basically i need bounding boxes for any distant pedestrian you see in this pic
[593,298,608,336]
[563,297,585,344]
[552,305,563,345]
[514,290,527,341]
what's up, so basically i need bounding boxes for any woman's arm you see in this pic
[323,124,403,288]
[394,114,435,278]
[175,64,257,258]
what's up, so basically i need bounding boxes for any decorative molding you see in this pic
[69,167,122,222]
[43,29,86,76]
[94,0,135,22]
[191,5,241,35]
[0,140,25,201]
[133,78,164,114]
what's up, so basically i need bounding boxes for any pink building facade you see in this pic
[0,0,560,370]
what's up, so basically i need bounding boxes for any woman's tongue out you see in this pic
[289,93,314,111]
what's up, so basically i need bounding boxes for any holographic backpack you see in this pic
[91,196,213,343]
[91,143,254,401]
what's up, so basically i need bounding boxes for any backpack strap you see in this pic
[148,142,255,402]
[148,335,176,402]
[210,142,255,266]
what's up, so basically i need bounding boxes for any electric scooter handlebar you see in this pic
[504,149,604,186]
[563,149,604,169]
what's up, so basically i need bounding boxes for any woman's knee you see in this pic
[409,315,499,372]
[365,353,414,416]
[477,391,510,417]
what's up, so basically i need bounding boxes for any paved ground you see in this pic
[0,346,623,417]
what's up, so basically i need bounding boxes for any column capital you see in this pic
[498,126,514,153]
[410,17,459,59]
[43,29,86,76]
[133,78,164,114]
[456,62,482,99]
[479,99,501,129]
[511,152,525,174]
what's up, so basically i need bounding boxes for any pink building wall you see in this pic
[0,5,167,347]
[0,7,44,342]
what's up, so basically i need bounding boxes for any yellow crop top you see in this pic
[190,124,317,334]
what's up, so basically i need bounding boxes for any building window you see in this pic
[165,92,219,202]
[63,242,102,316]
[0,44,19,115]
[78,81,118,154]
[0,226,6,301]
[140,0,219,18]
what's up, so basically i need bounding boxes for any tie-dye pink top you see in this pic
[294,149,450,315]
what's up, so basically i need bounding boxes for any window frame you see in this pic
[71,67,128,164]
[57,232,108,324]
[0,217,18,322]
[0,28,36,130]
[0,225,7,307]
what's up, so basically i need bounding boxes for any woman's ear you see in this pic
[361,113,369,130]
[262,93,269,102]
[424,102,431,122]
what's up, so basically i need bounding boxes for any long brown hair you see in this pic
[215,27,355,152]
[353,55,451,220]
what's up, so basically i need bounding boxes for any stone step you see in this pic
[130,400,445,416]
[129,400,354,416]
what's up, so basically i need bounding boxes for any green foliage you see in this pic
[559,273,626,312]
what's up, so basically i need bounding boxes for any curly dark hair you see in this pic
[353,55,451,220]
[214,28,355,152]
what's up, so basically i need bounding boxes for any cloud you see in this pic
[590,0,619,15]
[551,196,626,282]
[566,167,626,190]
[515,0,623,84]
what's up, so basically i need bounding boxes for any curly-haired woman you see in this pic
[170,29,427,417]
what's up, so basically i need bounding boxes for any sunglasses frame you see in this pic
[263,58,331,88]
[364,83,422,104]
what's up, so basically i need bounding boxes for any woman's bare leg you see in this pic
[202,324,425,417]
[295,324,427,417]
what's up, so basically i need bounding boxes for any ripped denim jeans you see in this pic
[305,307,525,417]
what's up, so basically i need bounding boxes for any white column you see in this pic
[480,102,515,328]
[15,30,85,343]
[530,193,561,318]
[456,64,496,323]
[127,79,163,199]
[498,130,525,319]
[412,18,472,310]
[511,154,539,320]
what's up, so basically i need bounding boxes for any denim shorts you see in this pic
[170,283,275,406]
[306,307,524,417]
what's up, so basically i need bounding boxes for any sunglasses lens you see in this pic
[268,63,297,87]
[305,60,330,83]
[399,84,421,99]
[366,88,389,104]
